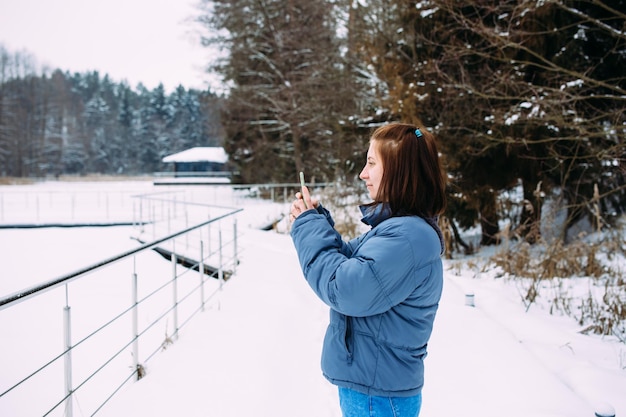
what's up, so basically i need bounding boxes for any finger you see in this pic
[301,186,313,209]
[292,198,304,214]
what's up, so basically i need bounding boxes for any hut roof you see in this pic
[162,147,228,164]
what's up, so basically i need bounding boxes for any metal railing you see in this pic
[0,192,242,417]
[231,182,334,204]
[0,185,150,225]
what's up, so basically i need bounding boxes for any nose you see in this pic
[359,165,368,180]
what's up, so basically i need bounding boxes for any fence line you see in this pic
[0,191,242,417]
[0,182,332,226]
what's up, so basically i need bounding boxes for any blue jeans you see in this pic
[338,387,422,417]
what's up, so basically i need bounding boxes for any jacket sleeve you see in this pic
[291,212,420,317]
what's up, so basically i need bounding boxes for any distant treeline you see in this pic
[0,47,223,177]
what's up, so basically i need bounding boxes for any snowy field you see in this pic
[1,179,625,417]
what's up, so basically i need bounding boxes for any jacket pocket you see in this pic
[344,316,353,364]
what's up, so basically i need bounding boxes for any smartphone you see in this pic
[299,171,308,209]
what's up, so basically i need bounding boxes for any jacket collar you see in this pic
[359,202,445,255]
[359,203,393,228]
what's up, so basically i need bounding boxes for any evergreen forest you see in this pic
[0,51,223,177]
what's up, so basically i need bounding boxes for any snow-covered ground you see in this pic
[1,179,624,417]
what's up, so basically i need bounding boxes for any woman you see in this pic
[290,122,447,417]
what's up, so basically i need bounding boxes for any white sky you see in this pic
[0,0,219,92]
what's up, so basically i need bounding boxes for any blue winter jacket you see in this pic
[291,203,444,397]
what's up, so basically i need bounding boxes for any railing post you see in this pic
[172,250,179,340]
[199,240,205,312]
[131,257,140,380]
[151,205,156,240]
[218,230,224,289]
[207,220,212,256]
[185,211,189,249]
[139,198,144,233]
[63,285,74,417]
[233,219,238,274]
[167,207,171,237]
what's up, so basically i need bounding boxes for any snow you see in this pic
[162,147,229,163]
[1,180,625,417]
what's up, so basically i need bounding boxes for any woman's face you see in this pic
[360,140,383,200]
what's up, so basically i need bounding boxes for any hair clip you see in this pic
[415,128,423,138]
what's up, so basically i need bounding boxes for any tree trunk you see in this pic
[478,188,500,246]
[518,180,543,244]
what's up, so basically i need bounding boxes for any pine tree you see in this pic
[199,0,358,183]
